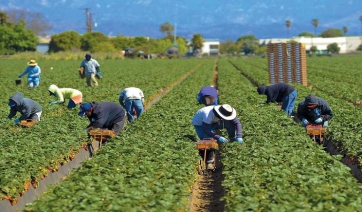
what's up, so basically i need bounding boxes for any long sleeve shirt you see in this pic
[264,83,295,103]
[19,65,41,79]
[192,106,242,139]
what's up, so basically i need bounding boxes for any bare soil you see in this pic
[189,152,225,212]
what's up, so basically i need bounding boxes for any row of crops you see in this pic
[0,59,202,210]
[1,56,362,211]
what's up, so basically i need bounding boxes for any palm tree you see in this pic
[360,15,362,35]
[342,26,348,36]
[160,22,174,37]
[286,20,291,38]
[312,19,319,36]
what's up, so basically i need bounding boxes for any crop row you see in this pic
[23,59,217,211]
[230,55,362,163]
[0,59,201,201]
[218,58,362,211]
[2,56,362,211]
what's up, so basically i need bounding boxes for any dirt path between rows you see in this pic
[189,58,226,212]
[189,152,225,212]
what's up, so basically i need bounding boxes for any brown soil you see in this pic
[189,152,225,212]
[188,58,225,212]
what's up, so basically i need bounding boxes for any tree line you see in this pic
[1,9,362,56]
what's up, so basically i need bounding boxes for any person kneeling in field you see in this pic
[297,94,333,128]
[18,59,41,88]
[48,84,83,109]
[7,92,42,124]
[192,104,243,168]
[78,102,127,136]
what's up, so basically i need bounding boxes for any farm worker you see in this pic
[7,92,42,124]
[18,59,41,88]
[78,102,127,136]
[257,83,297,116]
[118,87,145,123]
[297,94,333,128]
[192,104,243,166]
[48,84,83,109]
[79,53,100,87]
[197,86,219,106]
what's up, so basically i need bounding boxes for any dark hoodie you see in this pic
[297,94,333,122]
[257,83,295,103]
[8,92,42,120]
[86,102,126,129]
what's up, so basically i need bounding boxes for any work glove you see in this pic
[218,136,227,143]
[14,119,20,124]
[50,101,58,105]
[235,137,244,143]
[301,118,309,126]
[315,117,323,124]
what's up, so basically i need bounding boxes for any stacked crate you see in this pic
[267,43,307,86]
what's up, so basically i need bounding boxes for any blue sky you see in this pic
[1,0,361,41]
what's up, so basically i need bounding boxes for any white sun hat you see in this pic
[213,104,237,120]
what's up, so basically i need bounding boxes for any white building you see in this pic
[201,39,220,55]
[187,39,220,56]
[259,36,362,54]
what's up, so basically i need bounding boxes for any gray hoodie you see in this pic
[8,92,42,120]
[297,94,333,122]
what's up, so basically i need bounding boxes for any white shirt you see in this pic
[119,87,144,100]
[192,106,220,126]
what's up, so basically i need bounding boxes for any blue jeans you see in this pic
[282,90,297,115]
[67,99,76,109]
[122,99,144,123]
[194,125,215,139]
[28,77,40,88]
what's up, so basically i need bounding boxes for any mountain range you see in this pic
[1,0,361,41]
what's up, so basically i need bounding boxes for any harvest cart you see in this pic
[196,138,219,174]
[19,119,37,128]
[87,128,116,157]
[306,124,327,144]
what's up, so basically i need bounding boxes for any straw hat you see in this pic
[27,60,37,66]
[213,104,237,120]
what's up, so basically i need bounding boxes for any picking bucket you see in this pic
[15,79,21,85]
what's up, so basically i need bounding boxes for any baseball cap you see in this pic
[78,103,92,116]
[8,99,16,107]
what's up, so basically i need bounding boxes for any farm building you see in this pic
[186,38,220,57]
[201,39,220,56]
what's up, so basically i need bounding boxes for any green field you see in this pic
[1,56,362,211]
